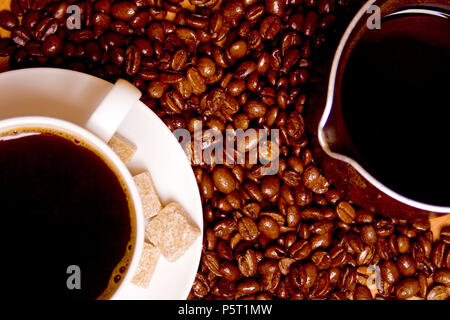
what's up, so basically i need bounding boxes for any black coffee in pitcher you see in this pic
[341,8,450,206]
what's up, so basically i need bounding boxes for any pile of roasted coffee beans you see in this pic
[1,0,449,300]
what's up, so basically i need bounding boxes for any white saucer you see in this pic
[0,68,203,300]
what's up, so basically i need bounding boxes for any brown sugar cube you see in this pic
[132,242,160,288]
[145,202,201,262]
[133,171,162,219]
[107,133,137,164]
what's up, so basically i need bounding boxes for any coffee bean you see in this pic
[258,216,280,240]
[361,224,377,245]
[433,268,450,286]
[243,181,263,202]
[161,90,185,114]
[11,27,32,47]
[33,17,58,41]
[289,240,311,260]
[222,0,245,22]
[236,279,260,298]
[235,61,257,79]
[92,12,111,32]
[338,266,356,292]
[237,249,257,277]
[301,263,318,289]
[171,48,188,70]
[380,260,400,284]
[41,34,62,57]
[265,245,286,260]
[354,284,373,300]
[426,285,449,300]
[0,10,19,30]
[228,40,248,59]
[374,219,395,237]
[160,72,184,84]
[416,272,428,298]
[397,234,410,254]
[432,241,446,268]
[441,226,450,244]
[303,11,318,36]
[260,16,282,40]
[220,261,240,281]
[395,278,420,299]
[69,29,94,44]
[244,99,266,119]
[212,166,236,194]
[237,217,259,241]
[397,254,417,277]
[303,166,329,194]
[259,260,281,292]
[309,215,331,231]
[311,251,332,270]
[94,0,111,14]
[10,0,24,17]
[112,1,137,21]
[124,45,141,75]
[197,56,216,78]
[202,251,221,276]
[265,0,285,17]
[192,273,210,298]
[187,67,206,94]
[336,201,356,224]
[214,218,237,241]
[412,219,430,232]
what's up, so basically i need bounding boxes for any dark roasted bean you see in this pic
[11,27,32,47]
[237,249,257,277]
[397,254,416,277]
[112,1,137,21]
[238,217,259,241]
[236,279,260,298]
[265,0,285,17]
[220,261,240,282]
[395,278,420,299]
[336,201,356,224]
[222,0,245,22]
[426,285,449,300]
[214,219,237,241]
[260,16,282,40]
[41,34,62,57]
[33,17,58,41]
[354,285,373,300]
[433,268,450,286]
[0,10,19,30]
[361,225,377,245]
[380,260,400,284]
[258,216,280,240]
[125,45,141,76]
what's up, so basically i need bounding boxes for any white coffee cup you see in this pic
[0,79,144,300]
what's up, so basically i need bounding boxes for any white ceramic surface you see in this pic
[0,68,203,300]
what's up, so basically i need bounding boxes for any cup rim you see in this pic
[317,0,450,213]
[0,116,145,299]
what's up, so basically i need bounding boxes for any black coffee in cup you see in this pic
[341,8,450,206]
[0,128,135,299]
